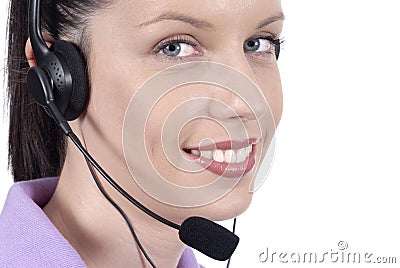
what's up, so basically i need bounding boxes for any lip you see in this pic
[183,138,258,151]
[182,139,257,178]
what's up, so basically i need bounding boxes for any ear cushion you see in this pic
[52,40,89,121]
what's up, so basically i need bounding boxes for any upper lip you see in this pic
[182,138,258,151]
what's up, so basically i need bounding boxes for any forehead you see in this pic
[132,0,280,11]
[113,0,283,25]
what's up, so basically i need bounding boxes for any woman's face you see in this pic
[79,0,283,221]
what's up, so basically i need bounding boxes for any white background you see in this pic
[1,1,400,267]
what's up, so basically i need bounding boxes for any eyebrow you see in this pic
[137,11,285,30]
[256,12,285,29]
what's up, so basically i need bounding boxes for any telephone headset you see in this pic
[26,0,247,267]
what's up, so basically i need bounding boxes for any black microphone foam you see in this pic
[179,216,239,261]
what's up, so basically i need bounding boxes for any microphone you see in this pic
[180,217,239,261]
[29,78,240,262]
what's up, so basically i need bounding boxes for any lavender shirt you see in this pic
[0,177,202,267]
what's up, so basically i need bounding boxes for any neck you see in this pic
[43,138,186,268]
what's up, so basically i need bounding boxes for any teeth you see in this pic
[224,150,236,163]
[201,150,213,160]
[191,150,200,156]
[236,148,247,163]
[213,150,225,163]
[191,144,253,164]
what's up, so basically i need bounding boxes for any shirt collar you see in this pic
[0,177,202,267]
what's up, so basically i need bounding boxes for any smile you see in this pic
[182,139,257,178]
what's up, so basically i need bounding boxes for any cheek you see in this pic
[255,66,283,127]
[142,89,218,187]
[86,57,156,161]
[88,70,130,148]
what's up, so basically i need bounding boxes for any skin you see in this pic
[26,0,284,266]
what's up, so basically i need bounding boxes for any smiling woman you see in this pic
[0,0,284,267]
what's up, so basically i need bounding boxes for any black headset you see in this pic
[27,0,88,121]
[26,0,240,267]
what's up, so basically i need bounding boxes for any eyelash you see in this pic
[154,36,199,62]
[154,35,282,62]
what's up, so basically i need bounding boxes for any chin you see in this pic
[175,186,254,222]
[207,189,253,221]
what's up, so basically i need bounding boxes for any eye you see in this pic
[244,36,281,58]
[155,37,200,58]
[154,35,282,61]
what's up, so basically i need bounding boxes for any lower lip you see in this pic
[182,145,256,178]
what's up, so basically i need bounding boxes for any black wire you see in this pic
[226,218,237,268]
[50,100,162,266]
[69,133,156,267]
[84,157,156,268]
[67,132,180,231]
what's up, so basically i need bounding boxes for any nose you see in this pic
[207,49,269,123]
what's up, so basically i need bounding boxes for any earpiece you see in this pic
[27,0,88,120]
